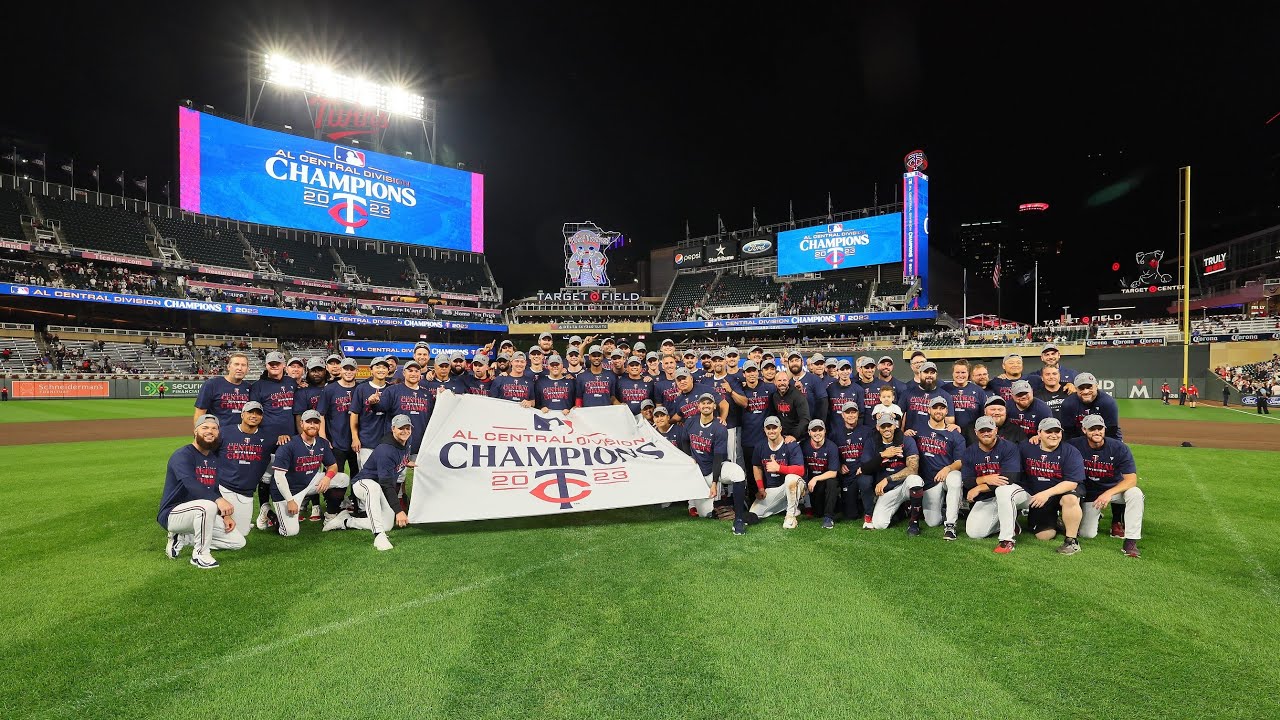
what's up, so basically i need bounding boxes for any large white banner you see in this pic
[407,392,708,524]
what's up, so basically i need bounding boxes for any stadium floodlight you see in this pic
[261,53,426,120]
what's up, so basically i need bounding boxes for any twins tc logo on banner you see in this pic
[264,145,417,235]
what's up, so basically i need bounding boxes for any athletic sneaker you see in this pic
[309,505,321,522]
[255,504,271,530]
[993,540,1016,554]
[1056,540,1081,555]
[165,532,184,559]
[190,552,219,569]
[1110,522,1126,538]
[782,515,798,529]
[907,521,921,537]
[943,524,957,541]
[373,532,394,551]
[322,510,351,532]
[733,519,746,536]
[862,514,874,530]
[822,516,834,530]
[688,506,701,518]
[1122,540,1141,558]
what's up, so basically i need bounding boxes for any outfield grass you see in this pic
[1115,398,1280,424]
[1,436,1278,719]
[0,398,193,423]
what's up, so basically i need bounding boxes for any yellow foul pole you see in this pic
[1178,166,1191,388]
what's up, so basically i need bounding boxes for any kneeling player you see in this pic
[747,416,806,528]
[858,412,924,532]
[914,396,966,539]
[269,410,350,537]
[686,393,748,534]
[324,414,414,551]
[801,419,841,530]
[159,415,246,568]
[1068,414,1145,558]
[961,416,1023,542]
[996,417,1085,555]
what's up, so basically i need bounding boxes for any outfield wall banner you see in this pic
[0,283,506,333]
[13,380,110,398]
[653,308,936,332]
[139,380,204,397]
[1241,395,1280,407]
[1192,332,1280,343]
[407,392,707,524]
[1085,337,1168,348]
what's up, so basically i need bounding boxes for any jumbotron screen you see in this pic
[776,212,902,276]
[177,107,484,252]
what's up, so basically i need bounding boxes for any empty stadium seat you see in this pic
[0,189,29,240]
[334,247,414,288]
[33,197,154,257]
[243,231,338,281]
[152,216,251,269]
[659,271,718,321]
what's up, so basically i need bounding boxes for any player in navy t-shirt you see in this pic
[858,412,924,532]
[216,402,272,539]
[158,415,245,569]
[269,410,349,537]
[317,358,359,478]
[685,394,746,530]
[1068,413,1145,557]
[614,356,654,415]
[1013,417,1085,555]
[801,419,842,529]
[829,402,874,522]
[1060,373,1123,441]
[747,416,807,528]
[913,396,966,539]
[574,346,618,408]
[960,416,1022,542]
[194,351,251,428]
[1007,380,1055,440]
[535,355,576,413]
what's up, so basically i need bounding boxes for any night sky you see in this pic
[5,2,1279,311]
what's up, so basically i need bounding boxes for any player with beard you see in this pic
[537,332,555,356]
[1007,380,1055,441]
[1068,414,1145,558]
[801,419,842,530]
[868,356,909,416]
[729,360,773,500]
[1012,417,1086,555]
[250,351,298,530]
[160,415,245,568]
[824,359,861,429]
[195,351,251,427]
[1028,343,1078,390]
[901,362,955,435]
[685,394,747,533]
[960,416,1023,542]
[830,402,874,524]
[489,352,536,407]
[858,412,924,532]
[696,351,713,380]
[216,402,272,540]
[463,354,494,396]
[317,358,359,480]
[940,359,988,431]
[1060,373,1123,440]
[967,395,1026,446]
[970,362,994,394]
[292,358,330,521]
[491,352,511,379]
[914,396,967,539]
[535,354,576,413]
[392,342,432,383]
[681,350,700,378]
[323,415,414,551]
[852,357,881,427]
[654,354,681,410]
[786,351,829,422]
[269,410,349,537]
[770,369,810,443]
[746,416,807,529]
[615,356,656,415]
[575,345,619,408]
[704,350,738,459]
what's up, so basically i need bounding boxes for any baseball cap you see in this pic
[301,409,323,423]
[640,399,655,409]
[825,360,837,368]
[287,356,305,367]
[674,367,692,379]
[787,350,803,360]
[510,351,526,361]
[611,349,625,358]
[402,360,421,370]
[699,350,712,359]
[1011,380,1033,395]
[661,338,676,346]
[910,350,927,360]
[499,339,515,348]
[652,405,669,415]
[547,354,564,365]
[1038,417,1063,432]
[1075,372,1098,387]
[472,355,489,366]
[528,346,544,356]
[697,392,717,403]
[569,335,583,344]
[646,351,660,361]
[1042,343,1060,353]
[567,348,581,356]
[749,345,764,353]
[858,356,875,368]
[808,419,825,430]
[391,414,413,430]
[710,349,725,360]
[763,416,782,428]
[634,342,646,351]
[538,332,553,340]
[837,359,853,370]
[326,353,343,363]
[370,356,390,368]
[240,401,264,414]
[725,347,739,356]
[496,353,512,362]
[683,350,697,358]
[625,356,641,366]
[1081,414,1107,430]
[265,351,286,364]
[589,345,604,355]
[742,360,760,371]
[760,360,777,369]
[921,361,937,372]
[975,416,997,432]
[435,355,452,366]
[602,337,615,344]
[306,357,325,370]
[929,395,949,407]
[878,355,894,364]
[841,402,860,413]
[414,341,432,350]
[194,414,219,429]
[340,358,357,369]
[875,412,897,427]
[1004,353,1022,361]
[984,395,1006,407]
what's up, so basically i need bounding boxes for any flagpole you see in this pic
[41,154,47,184]
[1034,260,1039,326]
[962,267,968,325]
[69,158,75,190]
[996,245,1002,320]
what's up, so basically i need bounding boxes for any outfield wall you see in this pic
[0,378,203,400]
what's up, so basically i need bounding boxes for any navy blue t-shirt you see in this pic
[615,376,654,415]
[535,376,576,411]
[685,418,728,476]
[752,440,804,489]
[901,384,954,434]
[914,425,967,479]
[941,382,988,431]
[1019,440,1085,495]
[216,422,273,494]
[350,380,390,447]
[195,376,251,427]
[736,380,774,451]
[157,444,221,527]
[489,374,535,403]
[801,439,841,480]
[1067,436,1137,500]
[380,383,432,452]
[249,374,298,441]
[1061,392,1123,441]
[1007,397,1056,440]
[574,368,618,407]
[270,435,336,501]
[316,382,356,450]
[960,438,1022,503]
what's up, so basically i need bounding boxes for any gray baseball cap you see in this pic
[569,335,583,344]
[646,351,660,361]
[675,367,692,379]
[921,361,938,372]
[538,332,553,340]
[975,416,997,432]
[370,356,390,368]
[653,404,669,415]
[435,354,452,366]
[809,353,825,364]
[929,395,949,407]
[1011,380,1033,395]
[528,346,544,356]
[787,350,803,360]
[339,358,357,369]
[697,392,717,403]
[837,359,853,369]
[825,359,838,368]
[194,413,219,429]
[634,342,646,351]
[625,356,641,366]
[611,349,625,358]
[662,338,676,346]
[710,349,725,359]
[472,355,489,366]
[841,402,860,413]
[858,356,876,368]
[808,419,825,430]
[496,353,512,362]
[1075,372,1098,387]
[749,345,764,353]
[391,414,413,429]
[301,409,323,423]
[287,357,305,367]
[499,339,515,348]
[306,357,325,370]
[326,353,343,363]
[567,348,581,356]
[588,345,604,355]
[240,401,264,414]
[878,355,894,364]
[1038,417,1063,432]
[1004,353,1022,361]
[547,354,564,365]
[984,395,1006,407]
[742,360,760,371]
[265,351,286,364]
[510,351,526,361]
[725,347,739,356]
[640,398,655,409]
[414,341,432,350]
[1042,343,1060,353]
[402,360,422,370]
[1081,414,1107,430]
[763,416,782,428]
[683,350,697,358]
[875,412,897,427]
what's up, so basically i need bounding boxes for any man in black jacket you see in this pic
[770,369,810,443]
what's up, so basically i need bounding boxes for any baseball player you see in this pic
[914,396,967,539]
[1013,417,1086,554]
[1033,365,1071,420]
[350,356,391,466]
[801,419,842,529]
[968,395,1026,446]
[1060,373,1123,440]
[1007,380,1055,441]
[870,355,910,407]
[987,353,1025,403]
[787,351,829,421]
[959,415,1023,541]
[292,358,329,421]
[653,354,681,409]
[383,356,400,384]
[216,401,272,538]
[639,398,656,424]
[575,346,619,408]
[730,360,773,498]
[830,402,874,522]
[686,394,748,533]
[317,358,359,479]
[193,351,250,427]
[668,368,706,423]
[424,353,469,401]
[644,351,661,380]
[392,342,432,383]
[747,416,806,528]
[535,354,576,412]
[537,332,555,356]
[249,350,298,529]
[609,349,628,376]
[615,356,655,415]
[1068,414,1145,557]
[853,357,882,426]
[526,346,547,379]
[323,414,414,551]
[941,359,988,431]
[325,353,343,382]
[463,354,494,396]
[652,405,690,453]
[858,411,924,532]
[970,362,994,395]
[379,358,431,499]
[285,356,306,385]
[901,361,955,434]
[489,352,536,406]
[824,360,861,429]
[159,415,245,569]
[269,409,350,537]
[1028,343,1078,390]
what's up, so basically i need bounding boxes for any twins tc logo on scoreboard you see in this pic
[266,145,416,235]
[804,224,871,269]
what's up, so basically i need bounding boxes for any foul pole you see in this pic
[1178,166,1191,389]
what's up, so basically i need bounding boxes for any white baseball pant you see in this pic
[1081,487,1145,540]
[166,500,245,555]
[357,447,374,466]
[726,427,741,465]
[217,486,255,537]
[965,498,999,538]
[923,470,963,527]
[748,473,803,519]
[994,484,1031,541]
[871,475,924,529]
[689,462,745,517]
[272,472,350,537]
[345,479,398,536]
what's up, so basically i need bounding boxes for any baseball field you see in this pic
[1,398,1277,719]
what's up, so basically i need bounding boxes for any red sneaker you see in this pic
[1122,540,1141,558]
[862,514,874,529]
[1110,522,1125,538]
[993,540,1016,554]
[688,506,701,518]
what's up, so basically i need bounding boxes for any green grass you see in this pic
[2,436,1278,719]
[0,398,193,423]
[1115,398,1280,424]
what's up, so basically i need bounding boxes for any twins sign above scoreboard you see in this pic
[178,107,484,252]
[776,212,903,277]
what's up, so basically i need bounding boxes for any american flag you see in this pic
[992,256,1002,289]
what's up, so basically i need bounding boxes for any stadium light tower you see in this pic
[245,50,437,162]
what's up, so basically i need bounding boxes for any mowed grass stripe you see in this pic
[0,398,194,423]
[2,440,1279,719]
[1115,398,1280,424]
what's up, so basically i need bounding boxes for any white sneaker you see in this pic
[165,532,185,559]
[309,505,321,521]
[190,552,219,569]
[255,504,271,530]
[373,532,394,551]
[783,515,798,530]
[322,510,351,532]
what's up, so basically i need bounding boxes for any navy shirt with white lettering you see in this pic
[801,438,841,480]
[901,384,954,434]
[615,376,654,415]
[830,422,875,477]
[914,425,967,480]
[1067,436,1137,500]
[1008,397,1055,440]
[1061,392,1123,441]
[736,380,774,451]
[350,380,390,447]
[825,380,863,429]
[249,375,298,440]
[216,422,272,494]
[380,383,432,451]
[574,368,618,407]
[858,433,920,491]
[752,440,804,489]
[489,373,535,403]
[270,435,336,501]
[316,382,355,450]
[657,421,690,455]
[195,376,251,427]
[941,382,988,431]
[792,371,829,422]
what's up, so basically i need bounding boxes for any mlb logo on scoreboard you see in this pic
[12,286,30,295]
[828,223,843,233]
[335,146,366,167]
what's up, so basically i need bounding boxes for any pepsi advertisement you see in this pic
[776,212,902,277]
[178,107,484,252]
